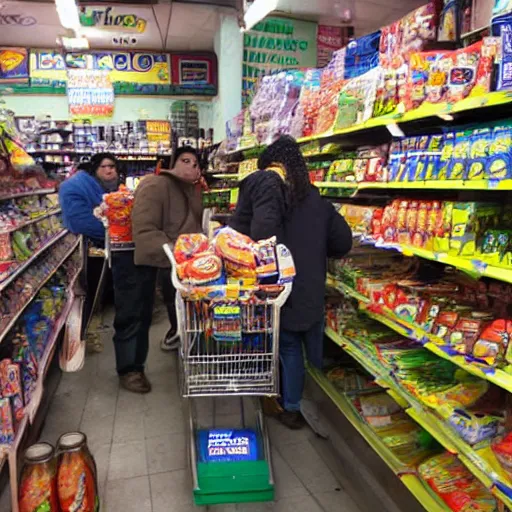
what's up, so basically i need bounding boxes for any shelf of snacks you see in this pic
[0,234,80,343]
[0,189,56,202]
[307,366,454,512]
[0,226,68,292]
[0,208,61,235]
[323,301,512,510]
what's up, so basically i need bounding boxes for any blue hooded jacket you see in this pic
[59,171,105,242]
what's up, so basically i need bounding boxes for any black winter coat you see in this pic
[230,170,352,331]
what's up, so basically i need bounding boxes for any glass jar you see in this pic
[56,432,99,512]
[19,442,59,512]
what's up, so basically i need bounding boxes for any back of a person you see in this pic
[280,187,332,331]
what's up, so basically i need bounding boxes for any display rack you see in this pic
[221,52,512,512]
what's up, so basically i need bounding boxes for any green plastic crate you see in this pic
[194,459,274,506]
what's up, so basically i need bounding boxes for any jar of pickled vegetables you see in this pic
[56,432,99,512]
[19,442,59,512]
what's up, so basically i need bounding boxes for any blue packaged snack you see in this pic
[448,408,499,445]
[412,135,431,181]
[424,134,444,180]
[344,31,380,79]
[486,126,512,180]
[437,131,455,180]
[197,429,259,463]
[387,140,404,181]
[492,12,512,90]
[466,128,491,180]
[447,131,469,179]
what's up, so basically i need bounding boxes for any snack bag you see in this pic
[475,319,512,366]
[445,42,483,104]
[447,131,470,180]
[177,252,223,285]
[253,237,278,279]
[436,131,455,180]
[101,185,134,244]
[486,126,512,180]
[467,128,492,181]
[213,227,256,269]
[174,234,210,264]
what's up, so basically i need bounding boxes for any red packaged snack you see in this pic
[178,252,223,284]
[475,319,512,366]
[405,200,419,245]
[174,233,210,264]
[396,200,410,245]
[412,201,431,247]
[492,432,512,481]
[382,200,400,243]
[102,185,134,244]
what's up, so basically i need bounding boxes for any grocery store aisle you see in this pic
[35,305,361,512]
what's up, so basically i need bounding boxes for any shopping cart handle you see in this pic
[162,243,188,292]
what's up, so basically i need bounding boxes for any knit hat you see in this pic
[88,152,118,175]
[171,146,198,169]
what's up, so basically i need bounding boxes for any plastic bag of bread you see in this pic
[174,233,210,264]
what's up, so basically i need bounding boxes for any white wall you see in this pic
[3,95,213,129]
[212,13,243,143]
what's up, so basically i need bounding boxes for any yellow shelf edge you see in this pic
[307,365,407,476]
[325,321,512,502]
[400,474,452,512]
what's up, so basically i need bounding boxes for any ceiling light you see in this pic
[57,35,89,50]
[242,0,278,32]
[55,0,80,31]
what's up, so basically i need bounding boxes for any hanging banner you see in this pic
[242,17,317,106]
[0,47,29,82]
[67,68,114,119]
[317,26,353,68]
[79,5,148,33]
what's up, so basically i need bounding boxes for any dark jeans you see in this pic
[158,268,177,330]
[279,321,324,412]
[111,251,157,375]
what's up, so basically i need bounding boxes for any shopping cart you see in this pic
[163,242,293,506]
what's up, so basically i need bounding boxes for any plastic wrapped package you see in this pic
[344,31,381,80]
[334,68,380,130]
[174,234,210,264]
[98,185,134,244]
[313,67,346,135]
[294,69,322,138]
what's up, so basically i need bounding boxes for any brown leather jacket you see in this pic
[131,170,203,268]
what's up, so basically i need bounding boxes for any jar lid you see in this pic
[24,443,54,464]
[57,432,87,451]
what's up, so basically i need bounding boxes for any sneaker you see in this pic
[161,328,180,352]
[119,372,151,394]
[278,410,306,430]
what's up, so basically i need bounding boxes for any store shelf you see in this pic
[205,188,234,194]
[0,208,61,235]
[362,238,512,285]
[0,188,56,201]
[315,179,512,193]
[307,364,451,512]
[212,174,240,179]
[0,236,80,344]
[328,275,512,395]
[227,91,512,156]
[324,326,512,510]
[0,229,68,292]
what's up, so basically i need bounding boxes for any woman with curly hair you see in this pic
[230,135,352,429]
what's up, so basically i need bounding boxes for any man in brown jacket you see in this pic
[113,147,203,393]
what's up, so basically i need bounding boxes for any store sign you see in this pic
[242,17,317,106]
[170,53,218,96]
[79,6,147,33]
[317,25,353,68]
[30,49,67,91]
[0,47,29,82]
[67,68,114,119]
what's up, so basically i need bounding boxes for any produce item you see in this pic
[56,432,99,512]
[19,443,59,512]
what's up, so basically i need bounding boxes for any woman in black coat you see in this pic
[230,135,353,429]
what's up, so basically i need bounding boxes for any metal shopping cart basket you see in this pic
[163,242,294,506]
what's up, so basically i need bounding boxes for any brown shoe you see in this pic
[140,372,152,392]
[119,372,151,394]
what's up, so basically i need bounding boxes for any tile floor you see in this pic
[19,305,362,512]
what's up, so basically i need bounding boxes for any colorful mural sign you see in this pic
[79,6,147,33]
[1,48,217,96]
[0,47,29,82]
[242,17,317,106]
[67,68,114,119]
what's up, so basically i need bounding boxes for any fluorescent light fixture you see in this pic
[55,0,80,31]
[243,0,278,32]
[57,35,89,50]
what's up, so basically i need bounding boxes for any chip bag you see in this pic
[174,233,210,264]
